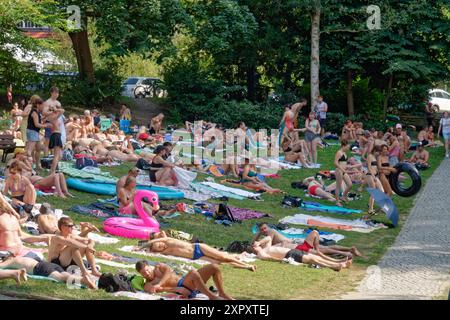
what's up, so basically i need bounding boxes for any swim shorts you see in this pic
[308,185,320,197]
[33,261,64,277]
[295,241,313,253]
[284,249,304,263]
[49,132,63,149]
[192,243,205,260]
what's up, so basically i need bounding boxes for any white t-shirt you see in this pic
[59,115,66,145]
[315,101,328,119]
[440,118,450,133]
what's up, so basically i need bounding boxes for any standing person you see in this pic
[20,95,38,145]
[6,84,13,105]
[149,113,164,135]
[425,101,434,128]
[43,87,61,157]
[26,98,49,170]
[46,106,65,174]
[314,95,328,136]
[438,111,450,158]
[334,140,353,206]
[377,145,396,196]
[304,112,321,168]
[10,102,23,132]
[365,146,384,215]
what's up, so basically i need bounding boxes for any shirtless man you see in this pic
[409,143,429,168]
[134,261,233,300]
[150,113,164,135]
[66,116,83,142]
[252,239,352,271]
[43,87,61,157]
[116,167,140,195]
[45,106,65,173]
[252,223,292,247]
[0,256,96,289]
[47,217,101,278]
[118,177,156,216]
[138,237,256,272]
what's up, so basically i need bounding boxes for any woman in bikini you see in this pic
[3,162,36,214]
[281,138,311,168]
[29,173,74,199]
[333,140,353,206]
[365,146,384,215]
[304,112,321,167]
[240,158,281,194]
[377,144,397,196]
[90,140,139,162]
[10,102,23,132]
[301,176,337,202]
[150,145,176,186]
[387,134,401,166]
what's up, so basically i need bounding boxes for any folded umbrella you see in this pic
[366,188,399,227]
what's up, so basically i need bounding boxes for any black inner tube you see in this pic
[389,162,422,197]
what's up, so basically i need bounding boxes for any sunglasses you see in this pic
[64,224,75,228]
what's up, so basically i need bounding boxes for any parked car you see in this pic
[121,77,166,99]
[429,89,450,113]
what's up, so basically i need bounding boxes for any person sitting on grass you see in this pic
[252,238,352,271]
[133,261,233,300]
[3,162,36,216]
[0,256,97,289]
[149,145,177,186]
[118,177,158,216]
[408,143,429,169]
[137,236,256,272]
[240,158,282,194]
[47,217,102,278]
[116,167,140,195]
[149,113,164,135]
[252,223,292,247]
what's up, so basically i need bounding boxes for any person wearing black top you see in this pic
[25,97,49,170]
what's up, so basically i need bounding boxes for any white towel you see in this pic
[119,246,209,265]
[201,182,261,198]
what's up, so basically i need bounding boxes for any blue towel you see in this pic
[301,201,362,215]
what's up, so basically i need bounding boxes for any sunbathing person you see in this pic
[241,159,281,194]
[47,217,102,277]
[30,172,73,199]
[5,152,34,178]
[134,261,233,300]
[298,176,338,202]
[3,162,36,215]
[252,239,352,271]
[0,256,97,289]
[90,140,139,162]
[137,236,256,272]
[281,138,311,168]
[252,223,292,247]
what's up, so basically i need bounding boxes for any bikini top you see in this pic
[338,153,348,162]
[370,161,378,166]
[381,163,390,167]
[10,178,26,194]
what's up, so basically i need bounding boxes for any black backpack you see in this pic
[98,273,135,293]
[215,203,237,222]
[226,241,251,253]
[281,196,303,208]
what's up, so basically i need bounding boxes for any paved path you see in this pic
[343,159,450,300]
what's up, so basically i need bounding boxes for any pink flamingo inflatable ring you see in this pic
[103,190,160,239]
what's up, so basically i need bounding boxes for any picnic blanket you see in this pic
[190,182,245,200]
[59,162,117,183]
[280,214,387,233]
[112,291,209,300]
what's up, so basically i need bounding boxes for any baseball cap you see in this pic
[396,124,402,129]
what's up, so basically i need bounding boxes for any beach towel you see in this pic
[69,205,122,220]
[301,201,362,215]
[173,167,197,189]
[226,206,272,221]
[112,291,209,300]
[59,162,117,183]
[201,182,261,199]
[251,225,345,242]
[221,179,266,192]
[95,259,134,269]
[280,214,387,233]
[190,182,244,200]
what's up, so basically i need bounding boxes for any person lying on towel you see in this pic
[133,260,233,300]
[137,235,256,272]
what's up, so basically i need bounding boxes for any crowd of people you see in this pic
[0,87,448,300]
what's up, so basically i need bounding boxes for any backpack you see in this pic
[75,157,98,169]
[98,273,135,293]
[62,149,74,161]
[226,241,251,253]
[215,203,237,222]
[41,157,55,170]
[281,196,303,208]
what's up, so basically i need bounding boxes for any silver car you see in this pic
[121,77,166,99]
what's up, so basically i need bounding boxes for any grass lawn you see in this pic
[0,142,445,300]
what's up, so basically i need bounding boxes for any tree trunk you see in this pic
[310,6,321,110]
[383,74,394,118]
[68,18,94,83]
[347,70,355,116]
